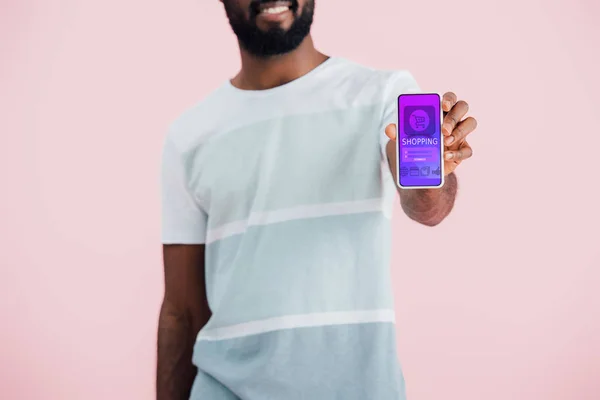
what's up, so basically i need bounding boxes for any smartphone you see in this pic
[396,93,444,189]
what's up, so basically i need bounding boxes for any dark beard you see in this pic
[225,0,315,57]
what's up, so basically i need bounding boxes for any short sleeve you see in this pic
[160,135,208,244]
[379,71,422,158]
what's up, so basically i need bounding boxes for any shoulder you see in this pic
[332,57,420,99]
[368,65,420,96]
[164,83,232,153]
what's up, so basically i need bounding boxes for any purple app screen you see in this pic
[398,93,442,187]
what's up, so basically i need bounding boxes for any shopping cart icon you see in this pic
[412,115,427,129]
[404,106,436,136]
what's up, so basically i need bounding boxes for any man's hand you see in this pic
[385,91,477,175]
[382,91,477,226]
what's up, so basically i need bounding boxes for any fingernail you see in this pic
[445,152,453,160]
[445,136,455,145]
[443,101,451,110]
[442,124,451,135]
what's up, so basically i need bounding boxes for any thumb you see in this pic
[384,123,397,141]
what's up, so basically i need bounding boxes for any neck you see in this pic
[231,36,328,91]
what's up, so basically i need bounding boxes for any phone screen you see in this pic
[397,93,443,188]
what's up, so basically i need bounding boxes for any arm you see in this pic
[157,244,211,400]
[385,139,458,226]
[158,131,212,398]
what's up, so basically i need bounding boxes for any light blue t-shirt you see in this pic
[161,57,420,399]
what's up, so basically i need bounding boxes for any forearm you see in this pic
[399,172,457,226]
[156,301,198,400]
[386,140,458,226]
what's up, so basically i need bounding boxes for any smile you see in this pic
[258,1,293,15]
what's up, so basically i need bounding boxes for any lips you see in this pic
[259,1,292,11]
[251,0,296,16]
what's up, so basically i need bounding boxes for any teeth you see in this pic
[262,6,289,14]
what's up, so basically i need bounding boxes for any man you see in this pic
[157,0,477,399]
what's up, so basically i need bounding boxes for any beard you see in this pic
[224,0,315,57]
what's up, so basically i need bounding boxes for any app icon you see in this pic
[409,167,419,176]
[404,105,436,136]
[400,166,409,176]
[420,166,430,176]
[432,166,441,176]
[410,110,429,131]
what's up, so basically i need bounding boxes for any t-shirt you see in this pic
[161,57,420,400]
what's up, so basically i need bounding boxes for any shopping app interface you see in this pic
[398,93,442,187]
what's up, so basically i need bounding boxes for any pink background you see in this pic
[1,0,599,399]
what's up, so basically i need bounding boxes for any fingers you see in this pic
[444,141,473,161]
[442,100,469,136]
[444,116,477,146]
[385,123,397,141]
[442,92,457,112]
